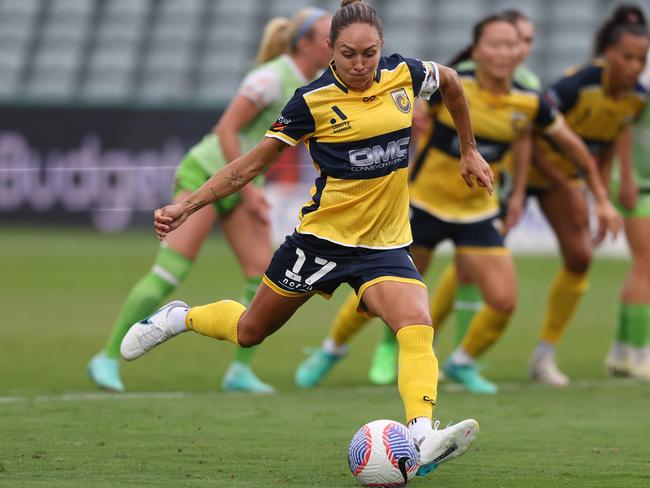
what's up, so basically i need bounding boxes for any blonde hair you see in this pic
[255,7,329,64]
[256,17,291,64]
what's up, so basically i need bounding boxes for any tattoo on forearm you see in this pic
[210,188,218,200]
[225,169,245,188]
[185,199,207,213]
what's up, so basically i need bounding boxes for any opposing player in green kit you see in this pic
[606,51,650,381]
[87,8,332,392]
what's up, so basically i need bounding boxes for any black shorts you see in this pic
[263,232,425,312]
[410,205,505,251]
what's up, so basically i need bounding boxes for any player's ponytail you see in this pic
[256,17,291,64]
[256,7,330,64]
[448,14,516,66]
[331,0,383,44]
[594,4,647,56]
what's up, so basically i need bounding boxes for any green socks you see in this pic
[618,304,650,347]
[233,276,262,365]
[104,246,193,358]
[454,284,482,345]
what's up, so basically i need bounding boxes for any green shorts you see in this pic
[173,154,263,216]
[611,180,650,219]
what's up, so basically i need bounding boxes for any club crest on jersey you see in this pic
[511,112,529,132]
[390,88,411,114]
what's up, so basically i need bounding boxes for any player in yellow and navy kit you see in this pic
[526,23,648,386]
[294,13,627,395]
[119,0,493,476]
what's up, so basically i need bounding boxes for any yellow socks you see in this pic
[185,300,245,344]
[430,263,458,332]
[540,268,589,344]
[330,291,371,346]
[396,325,437,422]
[461,305,510,358]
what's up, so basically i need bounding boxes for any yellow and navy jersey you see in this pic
[410,69,560,222]
[529,60,647,188]
[265,54,439,249]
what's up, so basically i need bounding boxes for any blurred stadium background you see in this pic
[2,2,650,486]
[0,0,648,248]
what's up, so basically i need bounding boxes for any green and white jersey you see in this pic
[188,54,308,175]
[453,59,542,91]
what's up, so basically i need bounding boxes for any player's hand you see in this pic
[242,185,271,226]
[460,148,494,195]
[593,200,622,246]
[504,192,525,234]
[154,203,190,240]
[618,177,638,211]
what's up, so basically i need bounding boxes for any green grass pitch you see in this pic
[1,227,649,487]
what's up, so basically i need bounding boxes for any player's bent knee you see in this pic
[236,328,265,348]
[565,254,591,275]
[393,309,432,329]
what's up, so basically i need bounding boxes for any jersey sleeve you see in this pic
[265,91,315,146]
[546,75,580,114]
[238,66,283,109]
[403,57,440,100]
[535,93,563,134]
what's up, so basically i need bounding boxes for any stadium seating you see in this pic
[0,0,648,103]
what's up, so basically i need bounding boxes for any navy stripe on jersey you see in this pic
[534,92,558,127]
[300,175,327,217]
[547,65,603,113]
[423,122,510,163]
[543,132,612,158]
[308,127,412,179]
[268,86,316,142]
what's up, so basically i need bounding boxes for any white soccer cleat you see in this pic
[120,300,189,361]
[528,353,569,387]
[605,355,632,377]
[416,419,480,476]
[629,356,650,382]
[604,342,632,377]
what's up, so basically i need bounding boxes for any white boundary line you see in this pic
[0,378,644,405]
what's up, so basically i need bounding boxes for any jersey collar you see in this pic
[328,60,382,94]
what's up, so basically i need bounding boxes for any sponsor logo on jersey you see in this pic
[348,137,410,171]
[269,114,291,132]
[330,105,352,133]
[391,88,412,114]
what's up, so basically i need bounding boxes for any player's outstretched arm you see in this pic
[154,137,287,240]
[549,121,622,243]
[437,64,494,195]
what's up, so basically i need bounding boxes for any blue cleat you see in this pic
[368,341,398,385]
[444,359,498,394]
[295,348,343,388]
[221,362,275,394]
[87,352,124,392]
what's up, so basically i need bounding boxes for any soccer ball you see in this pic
[348,419,420,487]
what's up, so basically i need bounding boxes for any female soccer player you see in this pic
[597,6,650,380]
[121,0,492,475]
[365,8,542,386]
[87,7,333,393]
[526,22,648,386]
[295,13,622,395]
